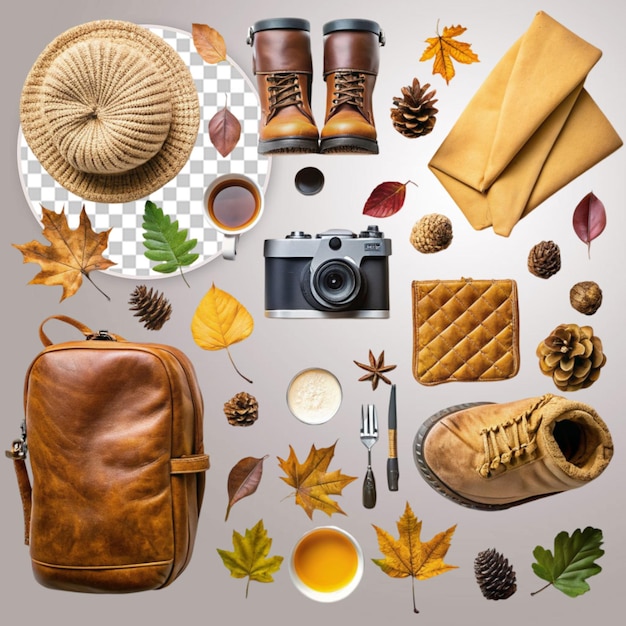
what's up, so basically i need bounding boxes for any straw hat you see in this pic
[20,20,200,204]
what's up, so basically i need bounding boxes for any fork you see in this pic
[360,404,379,509]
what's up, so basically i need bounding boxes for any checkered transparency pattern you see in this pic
[412,279,520,385]
[18,25,270,279]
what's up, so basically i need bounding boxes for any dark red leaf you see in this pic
[208,105,241,157]
[573,192,606,258]
[363,181,416,218]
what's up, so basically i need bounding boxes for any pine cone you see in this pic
[128,285,172,330]
[410,213,453,253]
[528,240,561,278]
[474,548,517,600]
[390,78,438,138]
[224,392,258,427]
[537,323,606,391]
[570,281,603,315]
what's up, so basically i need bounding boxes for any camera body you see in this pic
[264,226,392,318]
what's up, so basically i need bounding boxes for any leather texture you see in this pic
[249,27,319,152]
[412,278,520,385]
[320,28,382,153]
[414,395,614,510]
[16,317,208,593]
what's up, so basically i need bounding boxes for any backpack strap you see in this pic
[38,315,125,346]
[5,423,31,545]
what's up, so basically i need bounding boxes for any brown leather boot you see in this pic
[247,18,319,154]
[320,19,385,154]
[413,394,613,510]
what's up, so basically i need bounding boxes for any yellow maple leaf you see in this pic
[420,23,479,84]
[13,205,115,301]
[372,502,457,613]
[278,441,357,519]
[191,283,254,382]
[217,519,283,598]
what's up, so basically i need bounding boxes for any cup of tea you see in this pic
[289,526,364,602]
[204,173,264,260]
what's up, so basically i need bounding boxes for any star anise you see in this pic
[354,350,397,390]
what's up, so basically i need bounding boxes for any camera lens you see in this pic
[311,260,362,308]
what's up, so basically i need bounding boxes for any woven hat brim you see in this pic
[20,20,200,204]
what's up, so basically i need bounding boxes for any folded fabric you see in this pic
[428,11,622,236]
[412,278,520,385]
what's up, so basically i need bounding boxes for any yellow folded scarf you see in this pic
[428,11,622,236]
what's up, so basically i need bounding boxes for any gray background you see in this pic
[1,0,624,624]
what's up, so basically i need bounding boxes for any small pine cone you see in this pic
[536,323,606,391]
[528,241,561,278]
[224,392,258,427]
[128,285,172,331]
[474,548,517,600]
[390,77,438,138]
[570,281,603,315]
[410,213,453,253]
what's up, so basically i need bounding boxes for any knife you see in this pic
[387,384,399,491]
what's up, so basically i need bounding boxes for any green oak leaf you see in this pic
[217,519,283,598]
[531,527,604,598]
[142,200,199,287]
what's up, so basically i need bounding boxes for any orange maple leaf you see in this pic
[372,502,458,613]
[278,441,357,519]
[13,205,115,301]
[420,23,479,84]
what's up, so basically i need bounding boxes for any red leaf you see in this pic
[363,181,417,218]
[573,192,606,258]
[208,105,241,157]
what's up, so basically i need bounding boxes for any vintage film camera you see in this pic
[264,226,392,318]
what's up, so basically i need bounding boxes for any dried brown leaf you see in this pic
[209,102,242,157]
[192,23,227,64]
[226,455,268,521]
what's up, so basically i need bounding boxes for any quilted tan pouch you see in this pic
[412,278,520,385]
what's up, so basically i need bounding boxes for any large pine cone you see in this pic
[537,323,606,391]
[390,78,438,138]
[410,213,452,253]
[474,548,517,600]
[224,391,258,427]
[128,284,172,330]
[528,240,561,278]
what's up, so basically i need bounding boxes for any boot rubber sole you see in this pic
[319,135,379,154]
[258,137,319,154]
[413,402,561,511]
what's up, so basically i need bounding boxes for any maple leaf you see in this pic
[420,23,479,84]
[191,283,254,383]
[372,502,457,613]
[217,519,283,598]
[13,205,115,301]
[277,441,357,519]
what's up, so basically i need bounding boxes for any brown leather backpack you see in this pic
[6,315,209,593]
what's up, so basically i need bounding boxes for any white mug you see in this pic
[203,174,264,260]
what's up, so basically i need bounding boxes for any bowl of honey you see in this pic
[289,526,364,602]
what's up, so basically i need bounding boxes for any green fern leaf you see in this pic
[142,201,199,286]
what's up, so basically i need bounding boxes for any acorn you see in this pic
[570,281,602,315]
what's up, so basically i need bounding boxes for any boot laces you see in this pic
[479,413,538,477]
[329,71,366,117]
[267,73,308,121]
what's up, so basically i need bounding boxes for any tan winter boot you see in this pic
[320,19,385,154]
[413,394,613,510]
[247,18,319,154]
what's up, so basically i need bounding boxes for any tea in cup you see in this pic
[289,526,363,602]
[204,174,264,260]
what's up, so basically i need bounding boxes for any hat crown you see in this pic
[41,39,172,175]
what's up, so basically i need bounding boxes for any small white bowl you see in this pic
[286,367,342,425]
[289,526,364,602]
